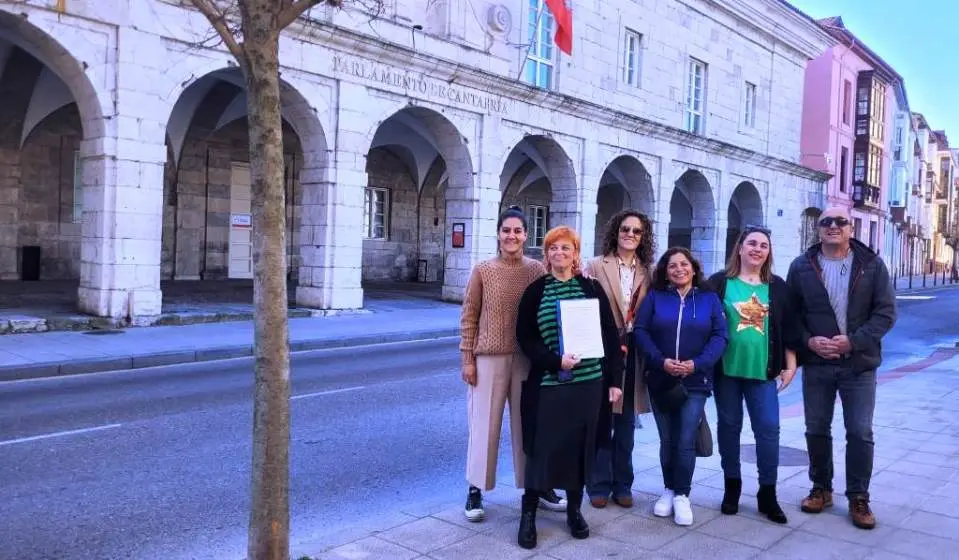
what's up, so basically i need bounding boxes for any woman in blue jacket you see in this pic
[634,247,727,526]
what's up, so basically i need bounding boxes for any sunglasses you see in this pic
[743,224,771,235]
[818,217,850,228]
[619,226,644,236]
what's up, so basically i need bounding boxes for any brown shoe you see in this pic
[612,493,633,508]
[589,495,608,508]
[800,488,833,513]
[850,496,876,529]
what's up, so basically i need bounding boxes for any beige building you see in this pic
[0,0,831,319]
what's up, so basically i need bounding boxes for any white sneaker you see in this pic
[653,489,675,517]
[673,494,693,526]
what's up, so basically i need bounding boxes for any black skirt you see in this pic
[524,378,603,491]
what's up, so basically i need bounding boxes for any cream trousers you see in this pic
[466,352,528,490]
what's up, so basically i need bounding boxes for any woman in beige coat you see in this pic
[584,210,654,508]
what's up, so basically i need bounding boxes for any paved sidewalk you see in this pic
[894,273,958,292]
[294,347,959,560]
[0,304,461,381]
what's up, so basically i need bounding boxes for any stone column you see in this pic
[579,139,602,258]
[654,162,675,260]
[295,82,364,310]
[0,148,20,280]
[77,137,166,319]
[78,30,166,320]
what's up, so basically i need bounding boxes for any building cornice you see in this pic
[296,21,830,183]
[713,0,835,60]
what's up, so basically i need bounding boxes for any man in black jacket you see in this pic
[785,206,896,530]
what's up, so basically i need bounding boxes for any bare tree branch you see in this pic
[190,0,245,62]
[277,0,326,29]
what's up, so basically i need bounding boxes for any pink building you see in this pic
[800,17,900,252]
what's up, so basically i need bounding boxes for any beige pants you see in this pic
[466,353,528,490]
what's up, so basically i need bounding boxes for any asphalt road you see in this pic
[0,287,957,560]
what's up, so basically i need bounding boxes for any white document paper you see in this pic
[557,298,606,359]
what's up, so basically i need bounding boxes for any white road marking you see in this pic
[896,295,935,300]
[0,423,122,447]
[291,386,365,400]
[291,373,449,401]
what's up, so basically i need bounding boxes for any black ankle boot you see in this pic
[517,492,538,549]
[758,484,788,524]
[565,488,589,539]
[721,478,742,515]
[567,509,589,539]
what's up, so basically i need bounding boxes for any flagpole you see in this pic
[517,1,547,80]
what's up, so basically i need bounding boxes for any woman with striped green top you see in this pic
[515,226,624,550]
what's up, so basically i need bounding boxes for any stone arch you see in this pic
[668,169,717,267]
[801,206,822,251]
[499,135,577,257]
[0,9,108,141]
[725,181,765,261]
[595,156,655,256]
[160,67,330,305]
[0,9,107,285]
[363,106,476,301]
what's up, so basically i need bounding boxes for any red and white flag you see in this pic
[544,0,573,55]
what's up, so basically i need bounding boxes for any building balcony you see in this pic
[852,183,881,209]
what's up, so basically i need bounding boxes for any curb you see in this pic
[0,327,461,382]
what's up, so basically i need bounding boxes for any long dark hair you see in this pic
[497,205,528,231]
[651,247,706,291]
[601,210,654,266]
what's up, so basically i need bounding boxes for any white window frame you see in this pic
[363,186,389,240]
[527,205,548,248]
[742,81,757,129]
[623,29,642,87]
[684,58,706,134]
[523,0,554,89]
[73,150,82,223]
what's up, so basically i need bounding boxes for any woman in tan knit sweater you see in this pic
[460,206,566,522]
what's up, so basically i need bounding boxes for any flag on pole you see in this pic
[544,0,573,55]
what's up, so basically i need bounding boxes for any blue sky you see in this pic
[789,0,957,140]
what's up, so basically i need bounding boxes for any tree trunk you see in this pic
[239,2,290,558]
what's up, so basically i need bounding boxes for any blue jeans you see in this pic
[714,375,780,485]
[650,389,708,496]
[588,366,636,498]
[803,365,877,498]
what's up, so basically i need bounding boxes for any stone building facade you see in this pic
[0,0,831,319]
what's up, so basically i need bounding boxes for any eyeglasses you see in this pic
[743,224,771,235]
[818,216,850,228]
[619,226,644,236]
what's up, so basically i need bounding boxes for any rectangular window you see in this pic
[868,221,877,249]
[363,187,389,239]
[853,152,866,183]
[528,205,548,248]
[839,147,849,193]
[842,80,852,125]
[857,85,869,116]
[523,0,554,89]
[743,82,757,128]
[869,81,886,141]
[684,58,706,134]
[853,217,863,239]
[73,150,82,223]
[868,145,882,187]
[623,29,642,87]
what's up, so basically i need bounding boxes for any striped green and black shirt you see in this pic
[537,276,604,386]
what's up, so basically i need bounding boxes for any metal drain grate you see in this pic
[82,329,125,335]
